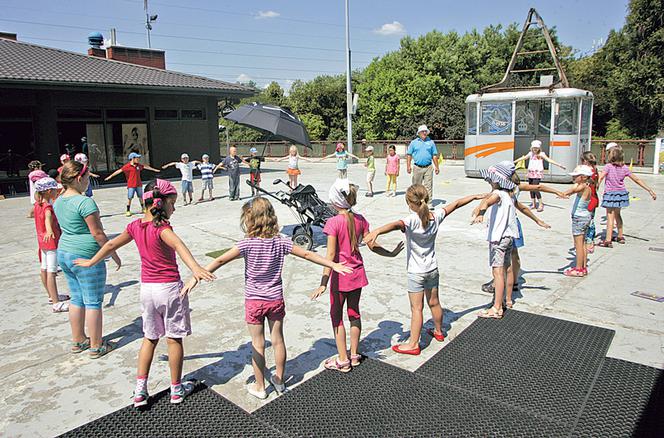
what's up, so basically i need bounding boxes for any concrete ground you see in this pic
[1,161,663,437]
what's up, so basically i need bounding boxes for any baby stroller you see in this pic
[246,179,336,250]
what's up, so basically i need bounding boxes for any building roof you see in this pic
[0,38,254,96]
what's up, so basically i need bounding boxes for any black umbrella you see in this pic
[223,103,311,148]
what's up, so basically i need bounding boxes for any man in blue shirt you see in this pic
[406,124,439,204]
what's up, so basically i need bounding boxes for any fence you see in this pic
[226,139,657,167]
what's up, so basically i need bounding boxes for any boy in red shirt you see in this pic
[33,177,69,312]
[105,152,160,216]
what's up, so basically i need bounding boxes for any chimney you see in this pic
[87,32,106,58]
[106,46,166,69]
[0,32,17,41]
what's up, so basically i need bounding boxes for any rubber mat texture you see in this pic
[416,309,614,426]
[571,357,664,438]
[57,384,284,438]
[254,358,568,437]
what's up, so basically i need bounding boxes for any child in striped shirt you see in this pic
[182,197,351,399]
[196,154,223,202]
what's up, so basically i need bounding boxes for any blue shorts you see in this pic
[181,180,193,193]
[58,250,107,310]
[513,218,524,248]
[407,269,440,292]
[128,186,143,200]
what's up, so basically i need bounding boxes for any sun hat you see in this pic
[569,165,593,177]
[479,160,517,190]
[202,154,210,159]
[74,153,88,163]
[29,170,48,182]
[336,143,345,152]
[181,153,189,159]
[530,140,542,150]
[365,145,374,152]
[60,154,70,163]
[35,177,59,192]
[249,147,258,154]
[328,178,354,209]
[128,152,141,160]
[605,142,618,151]
[417,125,429,134]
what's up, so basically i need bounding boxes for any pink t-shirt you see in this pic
[323,213,370,292]
[603,163,631,192]
[236,236,293,301]
[126,219,180,283]
[386,154,400,175]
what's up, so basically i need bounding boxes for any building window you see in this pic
[155,109,179,120]
[105,108,147,120]
[480,102,512,135]
[181,109,206,120]
[57,108,102,120]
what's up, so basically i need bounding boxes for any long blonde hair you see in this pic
[339,184,359,252]
[406,184,430,228]
[241,197,280,238]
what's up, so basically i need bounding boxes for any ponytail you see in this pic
[406,184,430,228]
[143,180,172,227]
[340,184,359,252]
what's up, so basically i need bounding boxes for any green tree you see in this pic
[299,113,326,140]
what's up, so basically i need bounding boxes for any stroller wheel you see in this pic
[292,227,314,250]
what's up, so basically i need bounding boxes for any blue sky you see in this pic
[0,0,629,90]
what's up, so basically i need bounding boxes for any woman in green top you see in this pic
[54,161,121,359]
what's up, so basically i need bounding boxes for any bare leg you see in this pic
[166,338,184,383]
[574,234,586,269]
[615,208,624,239]
[333,324,349,362]
[505,262,515,304]
[492,267,506,311]
[137,338,159,377]
[46,272,60,303]
[267,319,286,385]
[510,248,521,288]
[247,323,267,391]
[40,270,50,300]
[425,287,444,334]
[69,304,87,343]
[405,291,424,349]
[86,308,103,349]
[605,208,615,242]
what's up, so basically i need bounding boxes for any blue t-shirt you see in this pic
[407,137,438,166]
[53,194,101,258]
[336,151,348,170]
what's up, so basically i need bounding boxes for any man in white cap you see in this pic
[406,125,439,205]
[162,153,201,205]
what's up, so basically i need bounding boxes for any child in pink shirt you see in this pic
[75,179,215,408]
[182,197,351,398]
[311,179,403,372]
[385,145,400,197]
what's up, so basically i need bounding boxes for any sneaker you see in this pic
[270,375,288,394]
[247,383,268,399]
[125,211,132,217]
[133,390,149,408]
[481,280,495,294]
[170,380,195,404]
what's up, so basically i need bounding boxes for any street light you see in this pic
[144,0,158,48]
[344,0,353,155]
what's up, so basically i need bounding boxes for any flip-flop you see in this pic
[391,344,421,355]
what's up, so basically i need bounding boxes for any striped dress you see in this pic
[236,236,294,301]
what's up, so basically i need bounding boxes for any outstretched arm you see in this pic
[516,201,550,228]
[160,228,216,283]
[161,162,176,169]
[310,236,337,300]
[443,193,487,216]
[145,164,161,173]
[74,230,133,267]
[363,220,404,247]
[347,152,360,160]
[519,181,567,198]
[514,154,529,164]
[290,245,352,275]
[628,174,657,200]
[104,168,123,181]
[180,244,241,296]
[562,183,584,197]
[365,228,404,258]
[471,193,500,224]
[542,154,566,169]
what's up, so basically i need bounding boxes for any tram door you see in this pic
[514,100,551,170]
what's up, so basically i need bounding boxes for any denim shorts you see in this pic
[202,178,214,190]
[127,186,143,199]
[407,268,440,292]
[58,250,107,309]
[181,180,193,193]
[572,215,592,236]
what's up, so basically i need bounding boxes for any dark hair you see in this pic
[28,160,43,170]
[608,148,625,165]
[582,151,597,166]
[48,169,59,179]
[143,180,176,227]
[406,184,430,229]
[388,145,396,151]
[60,160,87,189]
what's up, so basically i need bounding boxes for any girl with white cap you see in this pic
[561,165,595,276]
[514,140,566,211]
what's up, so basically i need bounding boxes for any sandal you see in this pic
[52,301,69,313]
[391,344,421,355]
[323,357,351,373]
[350,354,362,367]
[504,300,514,309]
[427,328,445,342]
[612,236,626,244]
[48,294,70,304]
[89,340,115,359]
[478,306,503,319]
[563,267,584,277]
[597,241,613,248]
[71,337,91,354]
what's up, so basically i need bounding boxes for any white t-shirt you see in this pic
[288,155,299,169]
[175,162,195,181]
[487,190,519,242]
[28,178,37,205]
[400,209,446,274]
[526,151,546,172]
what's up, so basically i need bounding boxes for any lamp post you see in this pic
[144,0,158,48]
[344,0,353,155]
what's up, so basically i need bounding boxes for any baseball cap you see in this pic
[202,154,210,159]
[365,145,374,152]
[181,153,189,159]
[60,154,70,162]
[128,152,141,160]
[605,142,618,151]
[417,125,429,134]
[530,140,542,149]
[249,147,258,154]
[569,165,593,177]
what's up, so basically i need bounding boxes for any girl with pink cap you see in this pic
[321,143,360,179]
[75,179,216,408]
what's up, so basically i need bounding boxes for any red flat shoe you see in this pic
[427,328,445,342]
[392,344,421,355]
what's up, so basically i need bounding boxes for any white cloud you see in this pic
[236,73,252,83]
[374,21,406,36]
[256,10,280,19]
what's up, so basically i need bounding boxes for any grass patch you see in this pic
[206,248,231,258]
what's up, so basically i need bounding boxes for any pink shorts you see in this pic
[140,281,191,339]
[245,299,285,325]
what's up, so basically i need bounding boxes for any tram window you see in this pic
[480,102,512,135]
[515,101,536,135]
[555,99,578,135]
[580,99,592,135]
[466,103,477,135]
[538,101,551,134]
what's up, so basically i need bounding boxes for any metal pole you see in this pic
[144,0,152,48]
[344,0,353,155]
[226,128,230,156]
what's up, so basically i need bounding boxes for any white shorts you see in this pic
[40,249,58,273]
[366,170,376,183]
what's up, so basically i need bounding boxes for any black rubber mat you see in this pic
[571,357,664,438]
[416,310,615,426]
[253,358,568,437]
[58,383,285,438]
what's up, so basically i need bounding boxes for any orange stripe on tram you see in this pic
[465,141,515,158]
[550,141,571,147]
